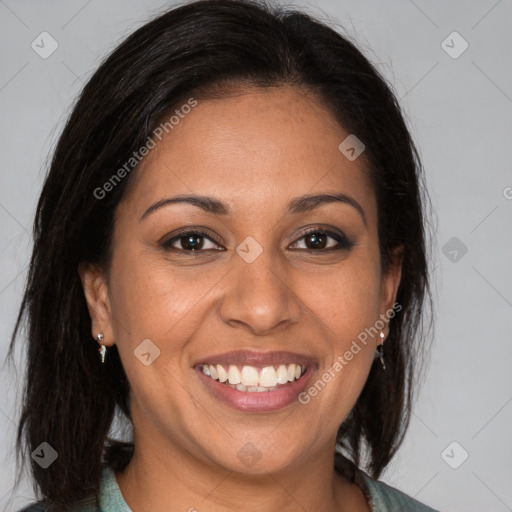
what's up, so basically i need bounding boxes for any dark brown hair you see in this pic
[8,0,434,509]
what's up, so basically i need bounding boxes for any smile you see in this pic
[194,351,316,412]
[201,363,307,392]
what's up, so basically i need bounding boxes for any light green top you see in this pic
[96,466,439,512]
[22,465,439,511]
[97,466,132,512]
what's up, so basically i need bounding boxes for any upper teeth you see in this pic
[202,363,305,389]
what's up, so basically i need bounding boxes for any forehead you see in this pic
[120,86,375,220]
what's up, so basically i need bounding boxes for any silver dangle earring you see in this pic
[97,333,107,364]
[376,331,386,370]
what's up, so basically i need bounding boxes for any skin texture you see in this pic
[79,86,403,512]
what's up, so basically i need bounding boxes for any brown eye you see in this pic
[305,232,328,249]
[179,234,205,251]
[160,230,224,252]
[290,228,355,251]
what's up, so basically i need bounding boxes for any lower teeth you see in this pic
[228,383,279,392]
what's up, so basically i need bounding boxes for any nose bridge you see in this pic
[218,240,302,334]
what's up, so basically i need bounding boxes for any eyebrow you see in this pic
[139,192,366,226]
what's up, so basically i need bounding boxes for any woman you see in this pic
[10,0,437,510]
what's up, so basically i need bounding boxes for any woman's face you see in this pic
[82,85,402,476]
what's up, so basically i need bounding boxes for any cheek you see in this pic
[294,336,375,449]
[295,254,381,406]
[108,242,218,339]
[106,242,234,398]
[304,254,382,339]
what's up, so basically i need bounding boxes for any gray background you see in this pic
[1,0,511,510]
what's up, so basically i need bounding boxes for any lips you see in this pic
[194,350,315,367]
[193,350,317,412]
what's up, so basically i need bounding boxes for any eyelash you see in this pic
[160,227,355,253]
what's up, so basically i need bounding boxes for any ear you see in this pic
[78,262,115,346]
[379,244,404,338]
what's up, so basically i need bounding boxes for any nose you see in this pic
[218,250,302,336]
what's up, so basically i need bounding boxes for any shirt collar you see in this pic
[99,466,132,512]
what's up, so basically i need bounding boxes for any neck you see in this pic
[114,429,369,512]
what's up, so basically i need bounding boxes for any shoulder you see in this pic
[17,496,99,511]
[16,466,113,512]
[357,471,440,512]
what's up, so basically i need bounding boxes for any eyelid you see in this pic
[293,225,347,241]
